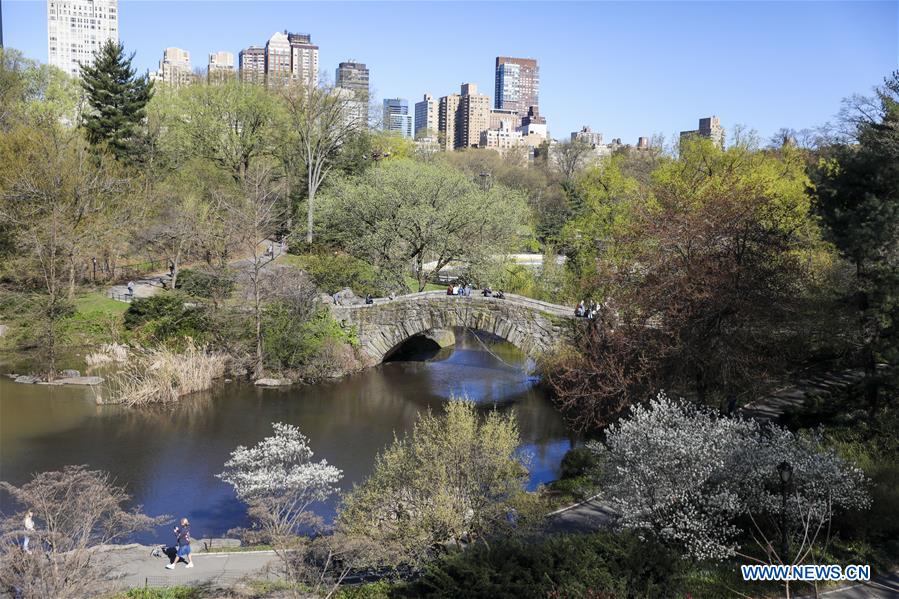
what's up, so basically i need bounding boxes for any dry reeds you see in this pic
[104,342,227,407]
[85,342,130,367]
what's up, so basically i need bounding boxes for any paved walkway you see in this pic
[103,544,279,590]
[107,241,287,303]
[799,571,899,598]
[738,368,865,423]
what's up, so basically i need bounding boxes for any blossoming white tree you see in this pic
[218,422,342,543]
[590,393,869,570]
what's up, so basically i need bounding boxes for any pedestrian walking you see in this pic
[22,510,34,554]
[127,281,135,298]
[166,518,194,569]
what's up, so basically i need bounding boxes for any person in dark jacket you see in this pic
[166,518,193,569]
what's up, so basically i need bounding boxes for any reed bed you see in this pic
[103,342,227,406]
[85,342,130,366]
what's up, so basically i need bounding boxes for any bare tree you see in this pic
[552,138,595,185]
[218,164,286,378]
[0,466,168,599]
[0,126,126,378]
[281,84,364,244]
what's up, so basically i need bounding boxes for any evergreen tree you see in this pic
[79,40,153,162]
[812,72,899,406]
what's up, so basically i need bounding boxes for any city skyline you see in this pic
[3,1,896,143]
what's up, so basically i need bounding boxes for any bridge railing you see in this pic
[338,290,574,317]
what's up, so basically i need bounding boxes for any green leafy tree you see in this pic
[321,159,528,291]
[162,80,278,183]
[80,40,153,162]
[338,401,530,567]
[811,72,899,407]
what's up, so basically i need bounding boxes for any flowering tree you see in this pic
[219,422,342,542]
[590,393,869,567]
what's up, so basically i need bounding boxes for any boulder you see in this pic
[14,375,41,384]
[60,369,81,378]
[255,378,293,387]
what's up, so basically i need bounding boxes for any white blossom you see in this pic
[218,422,342,506]
[590,392,870,561]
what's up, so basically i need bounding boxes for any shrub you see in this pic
[400,531,683,598]
[176,268,234,300]
[123,293,210,344]
[559,446,601,480]
[338,401,530,568]
[263,303,356,371]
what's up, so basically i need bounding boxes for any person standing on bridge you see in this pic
[166,518,193,569]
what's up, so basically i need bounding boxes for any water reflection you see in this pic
[0,329,572,543]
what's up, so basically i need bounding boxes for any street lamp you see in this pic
[777,460,793,562]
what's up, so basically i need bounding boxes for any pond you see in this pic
[0,329,575,543]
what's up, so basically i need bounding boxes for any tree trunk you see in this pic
[306,183,315,244]
[68,255,76,300]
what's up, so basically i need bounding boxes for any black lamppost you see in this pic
[777,460,793,562]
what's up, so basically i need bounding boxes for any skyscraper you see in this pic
[150,47,193,87]
[208,51,235,83]
[336,61,369,96]
[439,83,490,151]
[239,46,265,84]
[337,61,370,127]
[494,56,539,117]
[438,92,460,152]
[383,98,413,139]
[265,31,291,85]
[287,32,318,87]
[414,93,438,139]
[47,0,119,77]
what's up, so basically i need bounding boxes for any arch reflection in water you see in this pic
[0,328,574,543]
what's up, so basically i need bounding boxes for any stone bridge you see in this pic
[329,291,579,366]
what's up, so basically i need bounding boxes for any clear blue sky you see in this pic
[3,1,897,143]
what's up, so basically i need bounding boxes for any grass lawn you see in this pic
[74,291,130,315]
[404,276,445,293]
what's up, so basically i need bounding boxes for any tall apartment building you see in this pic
[239,46,265,84]
[383,98,413,139]
[47,0,118,77]
[572,126,603,146]
[337,61,370,127]
[207,51,235,83]
[438,92,460,152]
[336,60,369,96]
[494,56,539,118]
[264,31,292,84]
[287,32,318,87]
[149,47,193,87]
[439,83,490,151]
[414,93,438,139]
[680,115,725,148]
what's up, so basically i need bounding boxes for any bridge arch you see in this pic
[329,291,577,367]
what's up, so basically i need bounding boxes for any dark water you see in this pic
[0,329,574,543]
